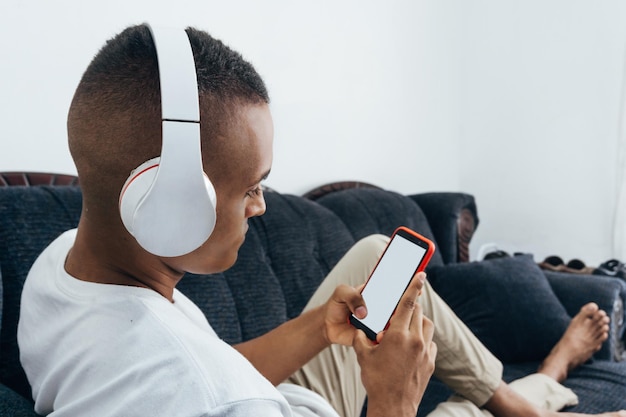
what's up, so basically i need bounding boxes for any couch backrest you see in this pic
[179,192,356,343]
[0,185,451,400]
[0,186,83,398]
[181,189,444,344]
[313,188,444,267]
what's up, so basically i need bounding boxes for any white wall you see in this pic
[0,0,460,193]
[1,1,626,266]
[455,1,626,265]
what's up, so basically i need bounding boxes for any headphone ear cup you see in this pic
[202,175,217,223]
[119,157,161,238]
[119,157,218,257]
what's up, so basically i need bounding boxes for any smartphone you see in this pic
[350,226,435,341]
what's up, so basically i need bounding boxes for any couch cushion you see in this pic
[0,383,39,416]
[561,360,626,411]
[0,268,3,345]
[178,272,243,343]
[543,271,626,361]
[502,361,626,413]
[417,360,626,416]
[426,255,571,363]
[315,188,444,267]
[0,186,83,399]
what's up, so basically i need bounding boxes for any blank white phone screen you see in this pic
[359,234,427,334]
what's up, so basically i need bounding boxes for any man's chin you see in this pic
[184,253,239,275]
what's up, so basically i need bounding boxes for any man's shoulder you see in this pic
[21,265,289,415]
[19,229,291,416]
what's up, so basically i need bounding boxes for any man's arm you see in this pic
[233,305,327,385]
[233,284,365,385]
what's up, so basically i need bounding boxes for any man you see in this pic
[16,24,626,417]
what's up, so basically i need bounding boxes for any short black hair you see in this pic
[67,24,270,214]
[186,27,269,103]
[74,24,269,114]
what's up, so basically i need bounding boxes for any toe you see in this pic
[581,302,599,316]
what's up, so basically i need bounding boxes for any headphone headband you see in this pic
[147,25,200,122]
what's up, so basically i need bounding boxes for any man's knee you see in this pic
[352,234,389,258]
[329,234,390,289]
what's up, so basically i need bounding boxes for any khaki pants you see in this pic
[287,235,578,417]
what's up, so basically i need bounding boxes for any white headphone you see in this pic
[119,25,217,257]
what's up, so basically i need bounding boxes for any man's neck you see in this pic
[65,221,182,302]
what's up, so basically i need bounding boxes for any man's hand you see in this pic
[353,273,437,417]
[322,283,367,347]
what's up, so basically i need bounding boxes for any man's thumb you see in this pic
[352,329,373,356]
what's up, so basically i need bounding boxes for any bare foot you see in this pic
[485,381,625,417]
[538,302,610,382]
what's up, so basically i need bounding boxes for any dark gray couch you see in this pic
[0,176,625,416]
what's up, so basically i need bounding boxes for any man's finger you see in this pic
[386,272,426,330]
[421,314,435,344]
[430,340,438,359]
[332,284,368,318]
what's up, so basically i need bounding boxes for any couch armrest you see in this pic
[544,271,626,361]
[408,193,479,264]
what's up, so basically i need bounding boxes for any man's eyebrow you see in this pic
[253,169,271,186]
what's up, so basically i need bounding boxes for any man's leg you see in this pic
[286,235,622,417]
[287,234,505,417]
[475,303,621,417]
[426,302,626,417]
[427,374,578,417]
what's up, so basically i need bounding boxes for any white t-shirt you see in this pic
[17,230,339,417]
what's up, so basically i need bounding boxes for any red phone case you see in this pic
[349,226,435,341]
